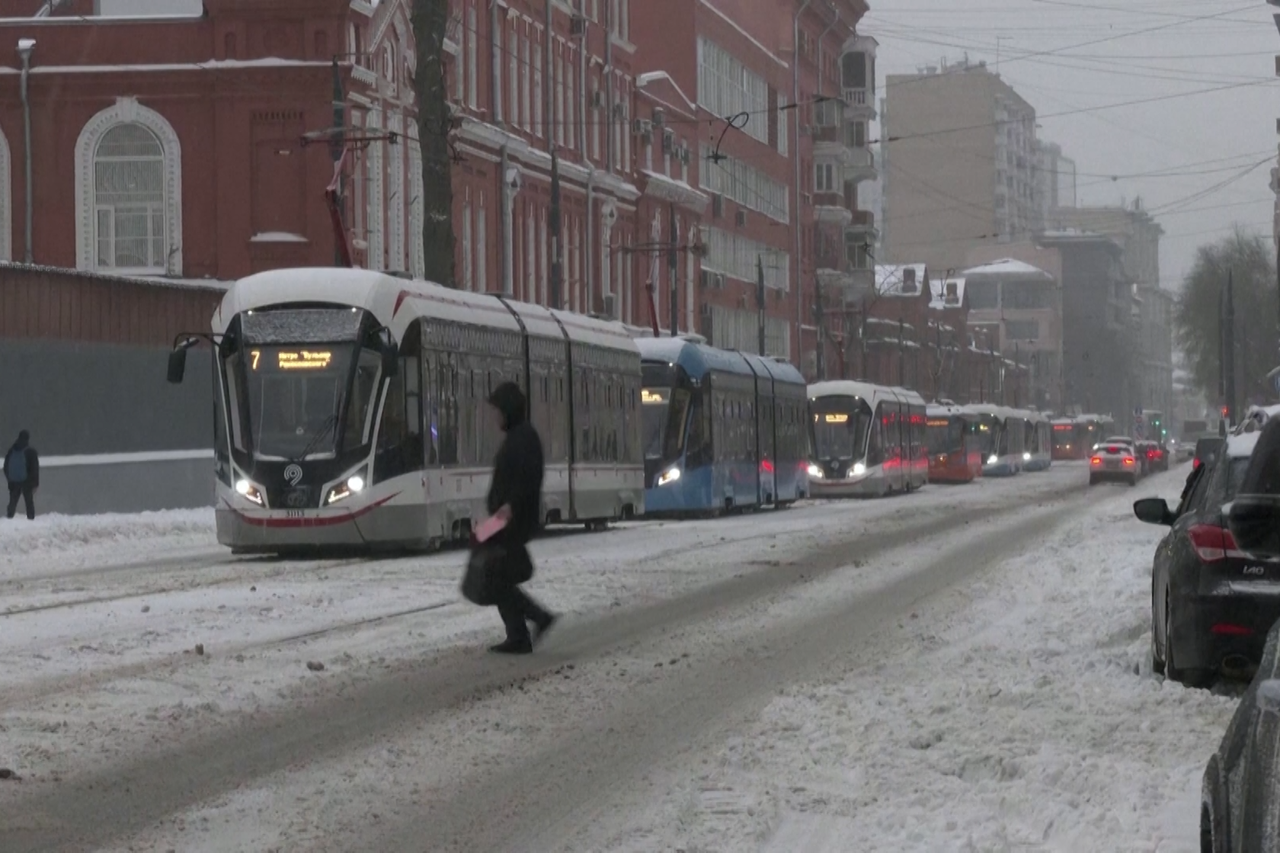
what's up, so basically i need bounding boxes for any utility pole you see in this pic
[814,281,826,380]
[411,0,456,286]
[756,254,767,356]
[1224,267,1237,426]
[329,59,346,268]
[668,202,678,336]
[550,147,563,309]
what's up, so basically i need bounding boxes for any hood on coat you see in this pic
[488,382,527,432]
[13,430,28,449]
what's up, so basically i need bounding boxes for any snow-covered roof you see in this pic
[928,276,965,310]
[635,71,697,113]
[875,263,928,297]
[961,258,1053,280]
[1226,430,1261,458]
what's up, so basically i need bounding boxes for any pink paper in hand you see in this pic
[474,513,508,544]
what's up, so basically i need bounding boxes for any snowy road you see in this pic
[0,464,1239,851]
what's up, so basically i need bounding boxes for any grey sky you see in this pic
[865,0,1279,291]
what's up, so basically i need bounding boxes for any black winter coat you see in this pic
[3,440,38,487]
[486,383,544,547]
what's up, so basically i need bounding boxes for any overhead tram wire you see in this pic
[872,0,1260,92]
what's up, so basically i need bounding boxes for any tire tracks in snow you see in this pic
[0,479,1088,853]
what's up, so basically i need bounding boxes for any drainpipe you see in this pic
[792,0,812,365]
[816,3,840,99]
[578,0,588,158]
[545,0,553,143]
[18,38,34,265]
[490,0,503,126]
[500,144,511,294]
[586,167,596,311]
[603,0,613,173]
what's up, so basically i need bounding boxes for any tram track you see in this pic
[0,479,1094,853]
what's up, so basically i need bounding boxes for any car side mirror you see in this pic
[1133,497,1175,526]
[167,347,188,384]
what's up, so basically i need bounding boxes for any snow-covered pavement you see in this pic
[0,463,1241,851]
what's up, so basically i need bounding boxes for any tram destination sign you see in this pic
[249,349,334,371]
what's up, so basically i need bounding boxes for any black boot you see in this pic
[532,613,558,645]
[488,637,533,655]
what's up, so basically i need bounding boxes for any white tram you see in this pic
[965,403,1024,476]
[167,268,644,554]
[807,380,928,497]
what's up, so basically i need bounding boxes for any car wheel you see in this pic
[1166,591,1214,688]
[1151,604,1166,676]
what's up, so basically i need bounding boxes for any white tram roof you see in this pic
[927,403,974,419]
[809,380,920,410]
[215,268,638,356]
[963,402,1021,421]
[216,268,519,337]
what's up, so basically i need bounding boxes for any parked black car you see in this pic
[1194,436,1224,473]
[1200,618,1280,852]
[1134,432,1280,687]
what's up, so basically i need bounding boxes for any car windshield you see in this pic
[1226,456,1251,499]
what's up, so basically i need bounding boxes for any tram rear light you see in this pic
[1211,623,1254,636]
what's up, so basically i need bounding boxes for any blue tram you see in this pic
[638,336,809,516]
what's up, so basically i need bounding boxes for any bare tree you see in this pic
[412,1,457,286]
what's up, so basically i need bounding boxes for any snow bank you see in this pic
[0,508,215,562]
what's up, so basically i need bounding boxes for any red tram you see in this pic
[926,404,982,483]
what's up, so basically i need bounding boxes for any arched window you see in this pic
[93,123,165,271]
[75,97,182,275]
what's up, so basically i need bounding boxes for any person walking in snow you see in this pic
[4,430,38,520]
[480,382,557,655]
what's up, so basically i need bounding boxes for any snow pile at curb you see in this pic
[0,508,216,559]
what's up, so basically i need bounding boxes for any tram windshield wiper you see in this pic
[292,413,340,463]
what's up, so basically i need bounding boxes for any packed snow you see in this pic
[0,464,1246,851]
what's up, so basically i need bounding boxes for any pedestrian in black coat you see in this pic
[484,382,557,655]
[4,430,38,521]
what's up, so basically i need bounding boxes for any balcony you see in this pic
[846,145,876,185]
[845,210,877,242]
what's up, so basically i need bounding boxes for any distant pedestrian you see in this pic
[479,382,557,655]
[4,430,38,520]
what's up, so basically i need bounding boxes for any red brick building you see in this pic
[0,0,372,281]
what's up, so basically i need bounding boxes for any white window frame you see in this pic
[74,97,182,275]
[466,4,478,108]
[509,21,520,129]
[462,188,473,290]
[521,31,531,131]
[533,34,544,137]
[476,191,487,292]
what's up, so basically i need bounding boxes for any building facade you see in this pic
[1045,203,1171,420]
[0,0,359,282]
[881,58,1041,272]
[1034,140,1076,223]
[959,258,1062,411]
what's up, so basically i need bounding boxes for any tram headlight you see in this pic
[1022,452,1032,461]
[807,463,823,479]
[657,467,681,486]
[851,462,866,476]
[987,454,999,465]
[234,478,263,506]
[325,467,369,505]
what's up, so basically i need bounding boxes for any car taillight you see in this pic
[1123,457,1135,466]
[1147,449,1156,459]
[1090,456,1102,466]
[1193,458,1201,470]
[1188,524,1245,562]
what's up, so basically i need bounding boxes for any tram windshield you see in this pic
[1052,423,1076,450]
[810,396,872,462]
[641,362,677,461]
[228,308,382,461]
[973,414,999,455]
[927,417,966,455]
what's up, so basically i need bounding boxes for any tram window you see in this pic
[212,361,232,485]
[343,348,382,452]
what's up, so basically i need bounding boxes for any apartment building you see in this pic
[881,59,1040,272]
